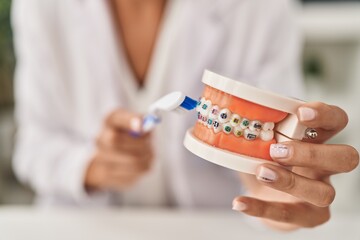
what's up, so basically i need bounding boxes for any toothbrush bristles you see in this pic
[180,96,198,111]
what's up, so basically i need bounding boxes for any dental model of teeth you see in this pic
[196,98,275,141]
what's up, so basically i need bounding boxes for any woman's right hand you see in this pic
[85,109,154,191]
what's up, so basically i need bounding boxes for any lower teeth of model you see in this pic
[197,98,275,141]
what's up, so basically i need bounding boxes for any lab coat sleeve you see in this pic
[255,0,305,99]
[11,0,109,205]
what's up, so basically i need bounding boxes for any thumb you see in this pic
[106,108,143,133]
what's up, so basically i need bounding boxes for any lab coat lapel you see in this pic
[194,0,243,73]
[138,0,187,108]
[93,1,140,109]
[169,0,239,93]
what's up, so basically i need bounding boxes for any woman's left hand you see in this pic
[233,102,359,230]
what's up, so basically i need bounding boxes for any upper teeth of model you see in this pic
[197,98,275,141]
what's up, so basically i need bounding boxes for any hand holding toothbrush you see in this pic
[85,92,197,191]
[85,108,154,191]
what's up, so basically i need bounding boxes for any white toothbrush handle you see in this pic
[142,114,161,133]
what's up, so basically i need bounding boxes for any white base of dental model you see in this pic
[183,129,281,174]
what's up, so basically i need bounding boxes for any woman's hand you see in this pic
[85,109,154,191]
[233,102,359,230]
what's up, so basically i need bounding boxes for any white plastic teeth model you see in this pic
[196,97,276,141]
[222,123,233,134]
[196,97,205,112]
[201,115,208,126]
[218,108,231,123]
[230,114,241,127]
[213,120,222,133]
[200,100,212,116]
[233,126,244,137]
[207,118,214,128]
[240,118,250,129]
[260,130,274,142]
[244,129,259,141]
[262,122,275,131]
[209,105,220,119]
[249,120,262,132]
[197,112,202,122]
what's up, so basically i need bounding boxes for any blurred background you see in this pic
[0,0,34,205]
[0,0,360,215]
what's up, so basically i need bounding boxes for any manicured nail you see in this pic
[270,144,289,159]
[130,117,142,133]
[232,201,247,212]
[298,107,317,122]
[257,166,277,182]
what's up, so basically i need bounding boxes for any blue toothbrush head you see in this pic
[180,96,198,111]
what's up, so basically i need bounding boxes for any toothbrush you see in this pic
[142,91,198,133]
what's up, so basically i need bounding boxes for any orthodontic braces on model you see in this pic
[196,97,275,141]
[184,70,317,175]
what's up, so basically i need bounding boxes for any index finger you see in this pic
[297,102,348,142]
[270,141,359,174]
[106,109,143,133]
[232,197,330,228]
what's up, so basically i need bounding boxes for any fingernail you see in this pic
[130,117,142,133]
[298,107,317,122]
[232,201,247,212]
[257,166,277,182]
[270,144,289,159]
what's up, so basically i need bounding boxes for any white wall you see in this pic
[296,1,360,213]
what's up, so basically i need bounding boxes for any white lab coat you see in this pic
[12,0,304,207]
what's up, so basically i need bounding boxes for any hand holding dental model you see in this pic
[233,102,359,230]
[84,93,196,191]
[85,109,154,191]
[181,71,359,230]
